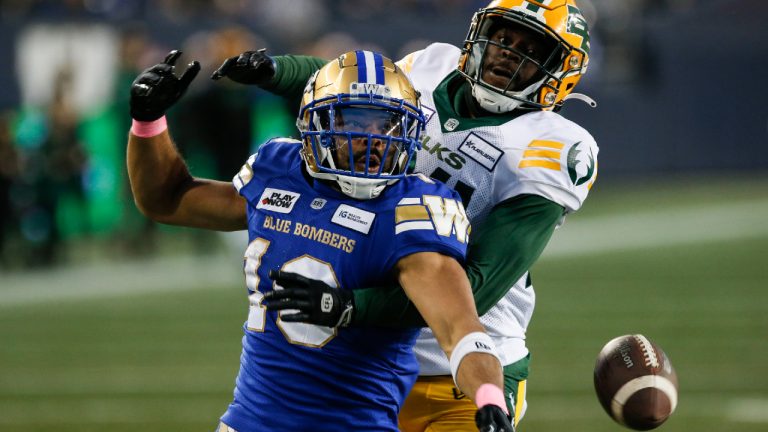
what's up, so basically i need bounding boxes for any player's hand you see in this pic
[210,48,275,85]
[263,270,354,328]
[475,405,514,432]
[130,50,200,121]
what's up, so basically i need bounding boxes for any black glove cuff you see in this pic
[335,290,355,327]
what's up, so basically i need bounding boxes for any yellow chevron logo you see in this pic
[518,140,564,171]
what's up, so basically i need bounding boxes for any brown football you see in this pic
[594,334,678,430]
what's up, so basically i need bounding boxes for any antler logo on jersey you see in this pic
[567,141,596,186]
[257,188,300,214]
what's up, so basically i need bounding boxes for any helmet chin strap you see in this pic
[472,84,522,113]
[335,175,397,200]
[306,168,395,200]
[471,76,544,113]
[300,147,396,200]
[562,92,597,108]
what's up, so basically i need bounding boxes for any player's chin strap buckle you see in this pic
[562,92,597,108]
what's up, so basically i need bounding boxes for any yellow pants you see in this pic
[216,422,236,432]
[220,356,530,432]
[399,362,528,432]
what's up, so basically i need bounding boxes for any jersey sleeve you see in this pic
[463,194,563,314]
[352,194,562,328]
[396,43,461,88]
[382,176,470,272]
[232,139,302,200]
[262,55,329,105]
[395,49,424,73]
[233,153,258,194]
[495,117,599,213]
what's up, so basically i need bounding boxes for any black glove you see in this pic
[210,48,275,85]
[130,50,200,121]
[475,405,514,432]
[263,270,354,328]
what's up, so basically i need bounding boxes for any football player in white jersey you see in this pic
[127,49,514,431]
[212,0,598,430]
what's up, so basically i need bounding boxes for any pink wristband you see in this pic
[475,383,509,415]
[131,116,168,138]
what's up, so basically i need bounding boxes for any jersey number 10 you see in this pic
[243,238,339,348]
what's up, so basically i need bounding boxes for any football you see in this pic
[593,334,678,430]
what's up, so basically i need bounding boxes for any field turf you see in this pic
[1,175,766,431]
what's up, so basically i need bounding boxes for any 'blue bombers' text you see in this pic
[263,215,356,253]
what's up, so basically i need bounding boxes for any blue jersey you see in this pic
[220,139,470,431]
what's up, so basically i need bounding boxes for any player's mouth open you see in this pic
[356,155,381,173]
[490,66,513,79]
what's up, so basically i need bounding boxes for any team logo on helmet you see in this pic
[565,4,590,53]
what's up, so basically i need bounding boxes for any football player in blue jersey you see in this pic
[127,49,514,431]
[211,1,599,431]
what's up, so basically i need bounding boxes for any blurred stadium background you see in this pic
[0,0,766,431]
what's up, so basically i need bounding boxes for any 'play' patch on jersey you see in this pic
[256,188,300,214]
[331,204,376,234]
[458,132,503,171]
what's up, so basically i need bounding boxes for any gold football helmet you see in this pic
[297,50,425,200]
[458,0,591,112]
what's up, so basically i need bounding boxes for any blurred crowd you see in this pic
[0,21,300,269]
[0,0,705,269]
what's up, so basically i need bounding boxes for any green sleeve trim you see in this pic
[262,55,328,108]
[466,194,563,315]
[351,194,564,328]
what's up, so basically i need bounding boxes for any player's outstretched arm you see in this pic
[396,251,480,356]
[210,48,276,84]
[352,194,564,326]
[260,195,563,328]
[396,251,513,431]
[127,50,247,231]
[211,49,327,104]
[264,270,354,327]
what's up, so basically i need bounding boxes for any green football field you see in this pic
[1,175,767,431]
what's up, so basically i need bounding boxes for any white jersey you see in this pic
[397,43,599,374]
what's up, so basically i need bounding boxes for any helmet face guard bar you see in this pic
[469,39,564,109]
[303,131,405,178]
[479,18,565,84]
[300,93,425,180]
